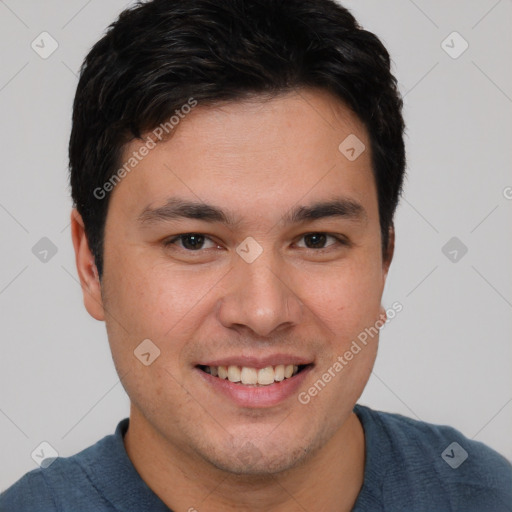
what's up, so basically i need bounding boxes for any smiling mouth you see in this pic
[197,364,311,386]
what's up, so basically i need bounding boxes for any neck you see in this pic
[124,407,365,512]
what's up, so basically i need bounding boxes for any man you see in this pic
[1,0,511,510]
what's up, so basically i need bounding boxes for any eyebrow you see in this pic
[138,196,366,227]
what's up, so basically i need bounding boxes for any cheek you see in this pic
[102,256,228,353]
[296,255,384,332]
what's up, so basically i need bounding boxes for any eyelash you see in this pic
[164,233,349,252]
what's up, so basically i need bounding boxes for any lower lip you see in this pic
[195,366,314,408]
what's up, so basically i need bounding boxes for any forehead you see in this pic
[111,88,376,223]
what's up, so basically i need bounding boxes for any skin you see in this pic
[72,88,394,512]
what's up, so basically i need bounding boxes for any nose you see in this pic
[216,251,304,338]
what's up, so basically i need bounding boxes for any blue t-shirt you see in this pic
[1,404,511,511]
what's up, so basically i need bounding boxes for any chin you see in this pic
[199,428,324,476]
[209,447,308,476]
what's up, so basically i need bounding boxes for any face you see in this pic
[74,88,392,475]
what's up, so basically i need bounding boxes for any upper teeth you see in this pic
[204,364,299,385]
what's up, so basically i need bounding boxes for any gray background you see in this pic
[1,0,511,490]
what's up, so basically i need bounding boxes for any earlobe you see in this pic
[70,209,105,321]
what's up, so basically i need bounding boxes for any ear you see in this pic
[379,226,395,321]
[70,209,105,321]
[382,225,395,279]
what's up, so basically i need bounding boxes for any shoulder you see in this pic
[355,404,512,511]
[361,404,511,473]
[0,421,127,512]
[0,468,59,511]
[0,456,98,512]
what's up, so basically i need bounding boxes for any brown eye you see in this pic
[166,234,216,251]
[297,233,340,249]
[304,233,327,249]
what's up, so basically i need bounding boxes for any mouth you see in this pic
[194,361,314,408]
[197,363,311,386]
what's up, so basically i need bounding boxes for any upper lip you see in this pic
[197,354,314,370]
